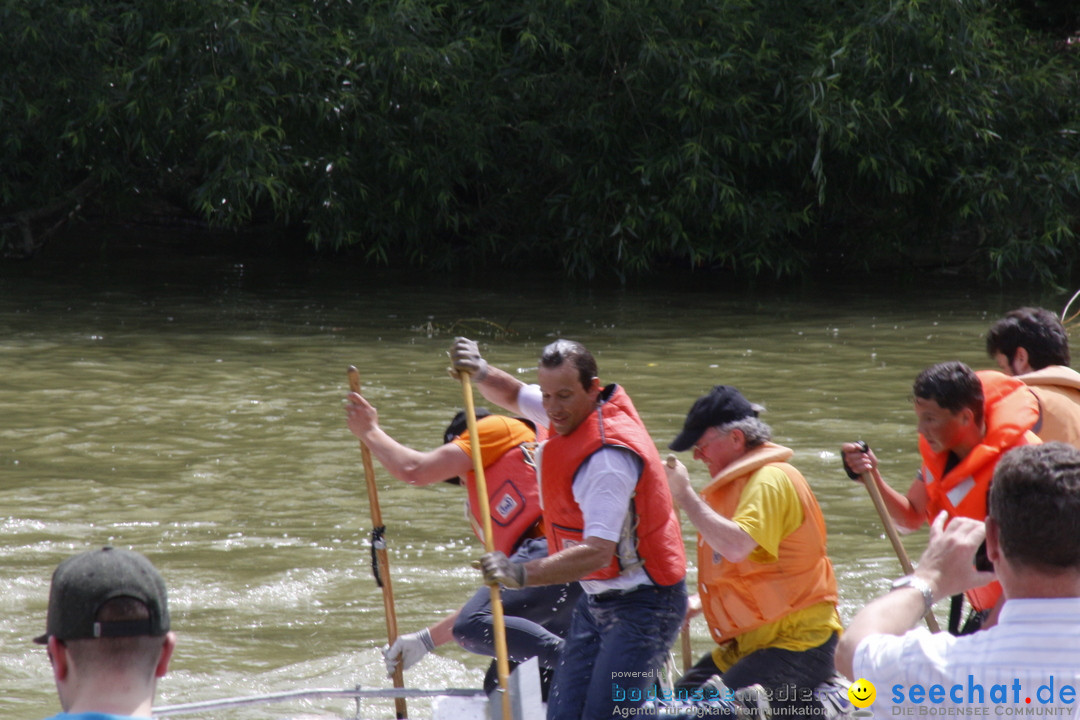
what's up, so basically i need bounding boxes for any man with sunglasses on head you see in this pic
[665,385,842,715]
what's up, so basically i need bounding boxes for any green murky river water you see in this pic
[0,239,1066,718]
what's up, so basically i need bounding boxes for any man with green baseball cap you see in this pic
[36,546,176,719]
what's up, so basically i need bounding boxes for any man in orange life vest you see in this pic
[842,360,1040,633]
[452,337,687,720]
[665,385,841,711]
[986,306,1080,448]
[345,394,581,696]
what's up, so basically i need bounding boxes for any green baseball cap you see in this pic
[34,546,170,644]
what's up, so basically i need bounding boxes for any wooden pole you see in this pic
[665,455,695,673]
[860,456,940,633]
[679,585,693,673]
[460,372,513,720]
[347,366,408,719]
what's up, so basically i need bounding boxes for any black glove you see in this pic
[842,441,870,480]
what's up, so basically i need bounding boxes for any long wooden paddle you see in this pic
[665,455,694,672]
[856,442,940,632]
[460,371,513,720]
[347,366,408,719]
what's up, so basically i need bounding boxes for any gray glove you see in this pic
[449,336,489,381]
[479,551,527,589]
[381,628,435,676]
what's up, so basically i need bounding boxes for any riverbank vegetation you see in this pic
[2,0,1077,283]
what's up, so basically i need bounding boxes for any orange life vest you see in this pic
[919,370,1040,611]
[696,443,837,643]
[540,384,686,586]
[464,421,547,556]
[1018,366,1080,448]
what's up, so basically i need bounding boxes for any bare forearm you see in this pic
[473,365,525,415]
[359,427,442,486]
[871,469,925,532]
[427,609,461,647]
[836,584,933,679]
[672,485,756,564]
[355,427,472,486]
[523,539,612,586]
[836,513,990,680]
[842,444,924,531]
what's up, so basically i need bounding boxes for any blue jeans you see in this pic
[547,580,687,720]
[453,537,581,670]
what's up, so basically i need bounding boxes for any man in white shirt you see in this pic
[836,442,1080,719]
[453,337,687,720]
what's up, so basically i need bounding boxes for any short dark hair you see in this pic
[441,407,491,486]
[989,443,1080,570]
[443,408,492,445]
[539,339,597,391]
[913,361,984,426]
[64,597,166,677]
[986,307,1070,370]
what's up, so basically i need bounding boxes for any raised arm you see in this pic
[345,392,472,485]
[664,457,758,563]
[835,512,992,679]
[450,337,526,415]
[841,442,927,532]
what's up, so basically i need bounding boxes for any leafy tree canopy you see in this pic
[1,0,1078,283]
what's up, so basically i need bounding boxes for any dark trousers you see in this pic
[675,632,839,710]
[548,580,688,720]
[452,537,581,695]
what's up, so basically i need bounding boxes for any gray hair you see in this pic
[716,405,770,449]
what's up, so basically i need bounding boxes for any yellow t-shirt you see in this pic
[451,414,534,469]
[711,465,842,671]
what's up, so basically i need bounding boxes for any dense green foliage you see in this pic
[1,0,1077,281]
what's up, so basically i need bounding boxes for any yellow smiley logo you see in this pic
[848,678,876,708]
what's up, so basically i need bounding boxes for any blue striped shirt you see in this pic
[854,598,1080,719]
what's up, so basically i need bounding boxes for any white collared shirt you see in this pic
[854,598,1080,719]
[518,384,650,594]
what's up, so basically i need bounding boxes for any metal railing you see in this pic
[153,686,487,718]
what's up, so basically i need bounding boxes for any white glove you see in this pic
[382,628,435,676]
[479,551,527,589]
[449,337,489,381]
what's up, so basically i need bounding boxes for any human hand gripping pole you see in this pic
[347,366,408,719]
[846,441,940,632]
[479,551,526,588]
[461,370,513,720]
[383,628,435,676]
[449,337,489,381]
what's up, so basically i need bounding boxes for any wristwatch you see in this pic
[891,574,935,616]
